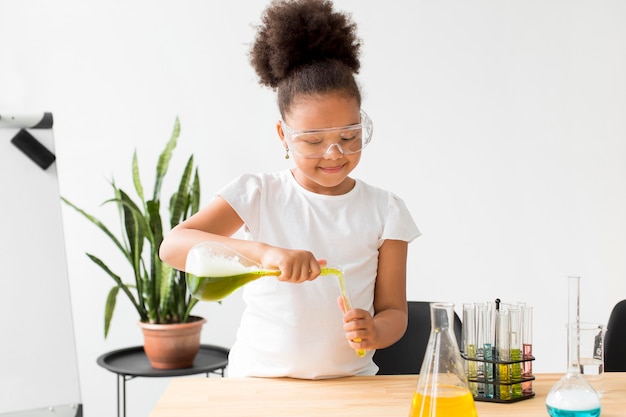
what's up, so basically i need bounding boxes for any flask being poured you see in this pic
[186,241,341,300]
[185,241,365,357]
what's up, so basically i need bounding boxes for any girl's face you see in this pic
[277,94,362,195]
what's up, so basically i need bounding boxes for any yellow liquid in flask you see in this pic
[409,385,478,417]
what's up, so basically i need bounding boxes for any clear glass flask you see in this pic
[409,302,478,417]
[545,276,601,417]
[185,241,343,301]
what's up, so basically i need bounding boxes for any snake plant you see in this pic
[63,118,201,337]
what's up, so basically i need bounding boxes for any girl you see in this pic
[159,0,420,379]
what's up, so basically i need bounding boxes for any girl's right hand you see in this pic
[260,246,327,283]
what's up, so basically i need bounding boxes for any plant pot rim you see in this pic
[138,316,205,331]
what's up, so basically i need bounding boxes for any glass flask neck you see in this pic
[567,276,581,374]
[418,303,467,383]
[431,302,453,332]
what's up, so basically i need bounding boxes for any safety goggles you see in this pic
[281,110,373,159]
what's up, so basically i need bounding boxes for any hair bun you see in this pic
[250,0,361,89]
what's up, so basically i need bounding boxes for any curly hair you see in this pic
[250,0,362,116]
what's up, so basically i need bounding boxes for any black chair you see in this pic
[373,301,463,375]
[604,299,626,372]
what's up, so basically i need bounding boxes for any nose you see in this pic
[324,143,345,158]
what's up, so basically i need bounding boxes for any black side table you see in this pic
[97,344,229,417]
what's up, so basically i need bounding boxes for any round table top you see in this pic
[97,344,229,377]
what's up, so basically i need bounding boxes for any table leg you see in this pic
[116,373,123,417]
[114,366,225,417]
[117,374,135,417]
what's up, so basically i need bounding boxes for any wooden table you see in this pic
[150,373,625,417]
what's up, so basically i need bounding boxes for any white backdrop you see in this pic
[1,1,625,416]
[0,124,81,415]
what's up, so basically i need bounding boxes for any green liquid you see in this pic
[511,348,523,398]
[187,267,343,302]
[498,362,511,400]
[466,344,478,395]
[187,270,277,301]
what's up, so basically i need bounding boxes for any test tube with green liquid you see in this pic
[509,305,523,398]
[496,307,511,400]
[462,303,478,396]
[336,270,367,358]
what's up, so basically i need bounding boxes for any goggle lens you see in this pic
[282,110,373,159]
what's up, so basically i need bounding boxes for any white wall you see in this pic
[1,1,625,416]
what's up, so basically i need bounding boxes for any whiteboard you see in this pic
[0,114,82,417]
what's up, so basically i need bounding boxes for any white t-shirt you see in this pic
[218,170,420,379]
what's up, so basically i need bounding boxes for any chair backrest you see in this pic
[373,301,463,375]
[604,299,626,372]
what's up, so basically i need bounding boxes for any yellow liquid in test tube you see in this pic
[335,269,366,358]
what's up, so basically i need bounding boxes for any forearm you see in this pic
[159,227,270,272]
[342,302,408,352]
[372,306,408,349]
[159,196,273,271]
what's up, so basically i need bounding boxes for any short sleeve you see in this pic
[379,193,421,246]
[216,173,263,236]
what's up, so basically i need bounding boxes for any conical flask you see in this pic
[185,241,343,301]
[545,276,601,417]
[409,302,478,417]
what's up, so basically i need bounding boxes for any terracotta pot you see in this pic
[138,316,206,369]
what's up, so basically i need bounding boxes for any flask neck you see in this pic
[566,276,581,373]
[431,303,453,332]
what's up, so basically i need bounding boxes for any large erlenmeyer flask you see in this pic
[409,302,478,417]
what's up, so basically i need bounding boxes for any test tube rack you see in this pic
[461,353,535,403]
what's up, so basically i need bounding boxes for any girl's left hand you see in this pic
[337,296,377,351]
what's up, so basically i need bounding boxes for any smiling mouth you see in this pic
[319,165,344,173]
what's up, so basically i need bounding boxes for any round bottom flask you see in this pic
[546,372,601,417]
[546,277,601,417]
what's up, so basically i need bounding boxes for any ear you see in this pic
[276,120,285,138]
[276,121,287,148]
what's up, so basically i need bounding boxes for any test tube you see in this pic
[496,307,511,400]
[476,302,493,398]
[521,304,533,395]
[509,305,523,398]
[462,303,478,396]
